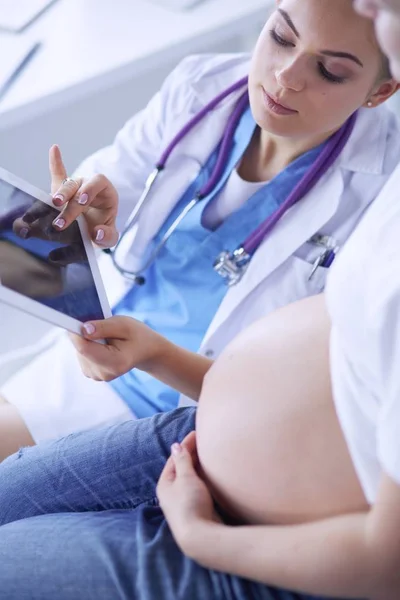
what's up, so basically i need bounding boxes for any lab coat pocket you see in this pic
[283,254,329,300]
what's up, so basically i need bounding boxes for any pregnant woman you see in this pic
[0,0,400,598]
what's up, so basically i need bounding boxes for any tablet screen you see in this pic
[0,178,105,322]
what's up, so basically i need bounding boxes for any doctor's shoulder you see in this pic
[158,52,251,123]
[336,104,400,215]
[350,107,400,223]
[343,103,400,171]
[379,106,400,169]
[75,53,251,202]
[165,52,251,91]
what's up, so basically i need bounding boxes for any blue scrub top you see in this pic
[110,106,326,418]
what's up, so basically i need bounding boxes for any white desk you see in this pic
[0,0,268,131]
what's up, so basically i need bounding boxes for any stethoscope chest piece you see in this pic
[213,247,251,286]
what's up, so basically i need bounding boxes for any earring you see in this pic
[367,101,373,108]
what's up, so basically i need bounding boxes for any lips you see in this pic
[262,88,298,116]
[269,93,295,111]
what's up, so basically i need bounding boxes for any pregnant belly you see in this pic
[196,295,368,525]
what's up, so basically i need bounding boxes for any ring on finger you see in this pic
[62,177,78,186]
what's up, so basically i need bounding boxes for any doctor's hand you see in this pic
[69,316,169,382]
[14,145,119,253]
[157,432,222,556]
[49,145,119,248]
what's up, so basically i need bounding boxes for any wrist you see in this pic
[136,328,174,375]
[182,519,225,563]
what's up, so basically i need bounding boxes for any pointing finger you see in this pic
[49,145,68,196]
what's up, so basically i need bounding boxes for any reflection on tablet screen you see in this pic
[0,178,105,322]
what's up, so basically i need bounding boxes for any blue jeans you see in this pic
[0,407,338,600]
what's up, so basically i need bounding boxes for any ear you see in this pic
[365,80,400,108]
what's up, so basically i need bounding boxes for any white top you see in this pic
[326,163,400,504]
[203,168,267,229]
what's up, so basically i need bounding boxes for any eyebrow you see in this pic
[278,9,300,38]
[320,50,364,68]
[277,9,364,68]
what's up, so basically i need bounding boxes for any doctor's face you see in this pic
[248,0,397,141]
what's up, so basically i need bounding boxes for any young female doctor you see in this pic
[1,2,400,600]
[0,0,399,463]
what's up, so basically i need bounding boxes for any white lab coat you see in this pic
[77,53,400,363]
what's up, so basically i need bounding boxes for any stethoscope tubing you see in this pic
[110,75,357,284]
[111,78,250,282]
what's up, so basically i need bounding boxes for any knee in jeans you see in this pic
[16,445,29,459]
[0,444,44,522]
[2,444,31,465]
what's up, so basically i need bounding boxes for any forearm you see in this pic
[188,514,386,599]
[144,339,213,401]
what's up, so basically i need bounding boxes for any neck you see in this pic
[238,126,339,183]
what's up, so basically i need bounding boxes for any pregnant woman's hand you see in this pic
[157,432,222,555]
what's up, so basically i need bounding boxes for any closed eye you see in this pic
[269,29,295,48]
[270,29,347,85]
[318,62,346,84]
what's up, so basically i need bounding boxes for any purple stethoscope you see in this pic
[111,76,356,286]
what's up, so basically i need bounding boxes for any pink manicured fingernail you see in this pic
[171,443,182,455]
[19,227,29,239]
[78,193,88,205]
[54,217,65,229]
[96,229,105,242]
[53,194,65,204]
[83,323,95,335]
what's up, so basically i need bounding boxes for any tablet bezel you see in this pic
[0,166,112,334]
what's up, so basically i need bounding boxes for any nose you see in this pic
[275,56,306,93]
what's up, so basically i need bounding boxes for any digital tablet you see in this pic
[0,166,111,335]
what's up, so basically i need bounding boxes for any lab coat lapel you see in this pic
[132,87,247,254]
[211,107,390,328]
[206,167,344,337]
[137,57,251,238]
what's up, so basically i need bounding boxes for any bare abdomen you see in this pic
[196,295,367,525]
